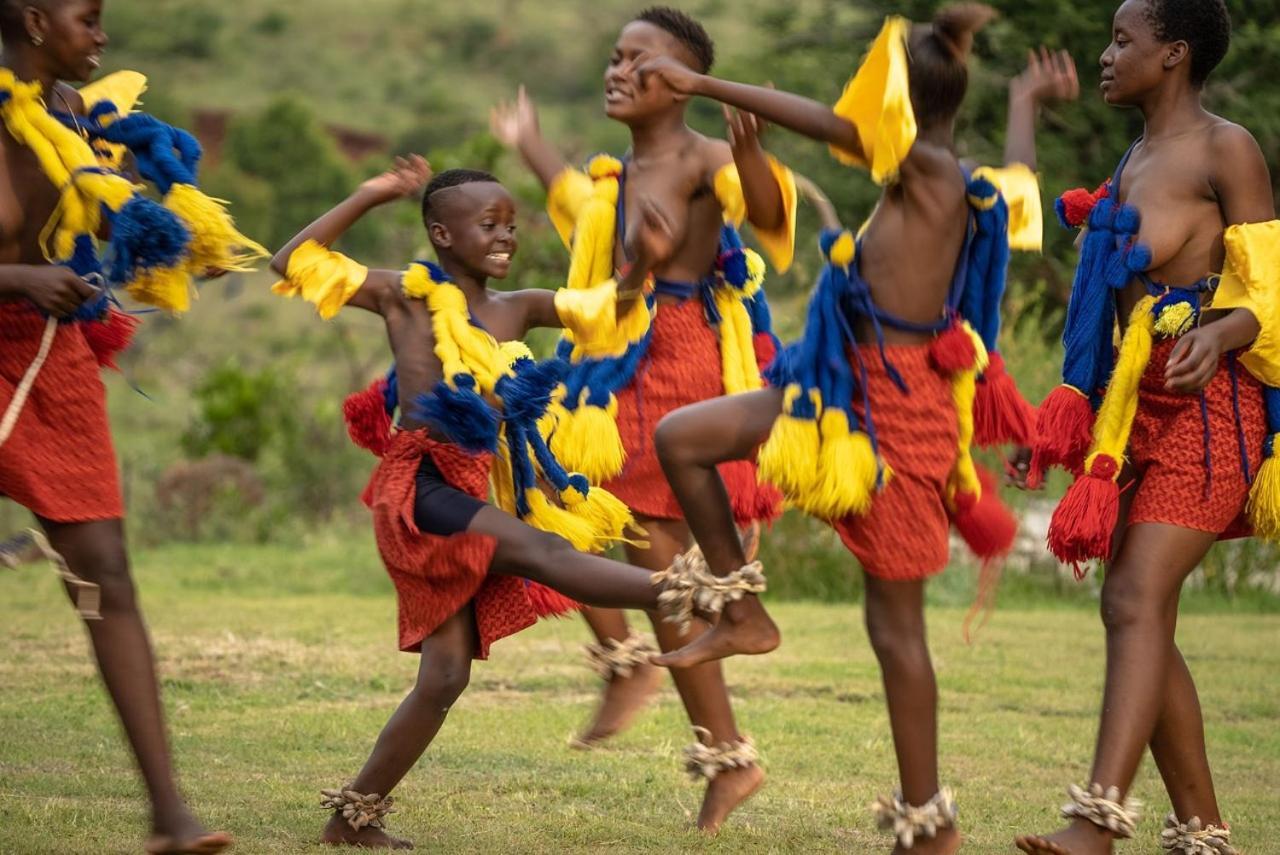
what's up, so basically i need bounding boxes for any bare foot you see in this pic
[1015,819,1114,855]
[653,599,779,669]
[571,661,664,749]
[320,813,414,849]
[697,763,765,834]
[145,829,233,855]
[893,826,960,855]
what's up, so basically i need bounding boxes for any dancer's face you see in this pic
[28,0,108,83]
[1099,0,1173,106]
[429,182,519,281]
[604,21,694,122]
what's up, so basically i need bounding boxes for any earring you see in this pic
[30,35,43,47]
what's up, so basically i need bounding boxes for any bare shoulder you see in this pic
[1208,119,1265,167]
[699,134,733,171]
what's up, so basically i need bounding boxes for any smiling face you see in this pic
[603,20,697,122]
[427,181,518,280]
[1099,0,1170,106]
[23,0,108,83]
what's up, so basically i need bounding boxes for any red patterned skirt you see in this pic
[602,298,782,525]
[1126,338,1265,535]
[829,343,959,581]
[0,303,122,522]
[362,430,576,658]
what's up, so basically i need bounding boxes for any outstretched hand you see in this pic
[1010,47,1079,106]
[634,54,701,97]
[489,85,540,149]
[359,154,432,204]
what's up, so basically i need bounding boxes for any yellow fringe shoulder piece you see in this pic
[77,71,148,169]
[1208,220,1280,387]
[554,279,653,360]
[271,240,369,320]
[712,157,799,273]
[972,163,1043,252]
[829,16,917,184]
[546,167,596,249]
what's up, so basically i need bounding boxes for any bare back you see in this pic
[855,141,970,343]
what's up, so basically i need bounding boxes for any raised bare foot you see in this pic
[144,808,233,855]
[321,814,414,850]
[653,600,779,669]
[892,826,960,855]
[697,763,765,834]
[1015,819,1114,855]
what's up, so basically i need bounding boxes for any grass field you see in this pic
[1,538,1277,854]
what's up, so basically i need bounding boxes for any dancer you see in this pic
[635,8,1076,852]
[0,1,265,851]
[1019,1,1275,852]
[272,158,760,848]
[491,5,796,833]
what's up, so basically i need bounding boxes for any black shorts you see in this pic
[412,453,487,536]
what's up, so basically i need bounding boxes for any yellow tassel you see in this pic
[562,481,636,549]
[547,393,626,483]
[799,408,879,519]
[524,488,599,553]
[1154,302,1195,338]
[829,231,856,268]
[1247,449,1280,541]
[490,432,519,516]
[716,289,762,395]
[757,385,821,499]
[946,323,989,504]
[164,184,268,274]
[125,264,194,314]
[1088,296,1157,466]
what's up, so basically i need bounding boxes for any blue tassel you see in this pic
[412,374,499,453]
[495,357,567,424]
[382,364,399,414]
[107,195,190,284]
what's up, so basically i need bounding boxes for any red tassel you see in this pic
[753,332,778,373]
[950,465,1017,561]
[1058,183,1110,228]
[81,308,139,371]
[1047,454,1120,578]
[974,353,1038,447]
[343,379,393,457]
[524,581,580,618]
[1028,385,1094,488]
[929,322,977,376]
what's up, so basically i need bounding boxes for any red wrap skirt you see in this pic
[830,343,960,581]
[0,303,122,522]
[362,430,576,658]
[602,298,782,525]
[1125,338,1265,534]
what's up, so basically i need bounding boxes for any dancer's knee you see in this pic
[1101,567,1172,634]
[412,656,472,710]
[865,606,928,670]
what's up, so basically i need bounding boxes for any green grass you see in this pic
[1,539,1277,853]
